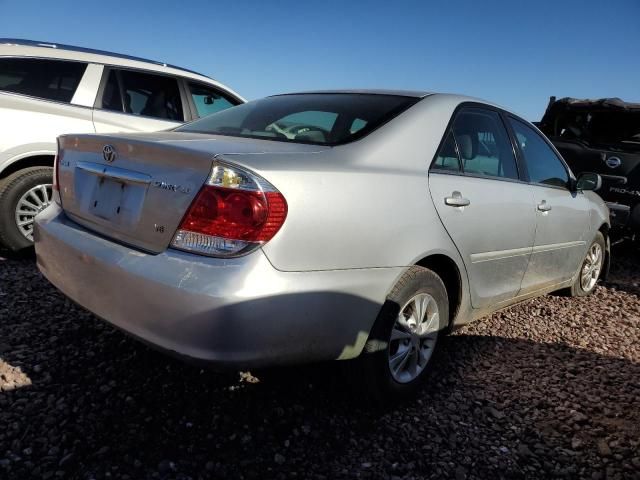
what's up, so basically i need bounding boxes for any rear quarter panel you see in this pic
[226,95,465,273]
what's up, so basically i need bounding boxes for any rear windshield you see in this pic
[175,93,420,145]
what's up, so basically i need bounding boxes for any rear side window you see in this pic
[509,117,570,188]
[0,58,87,103]
[431,131,461,172]
[101,69,184,121]
[188,82,238,118]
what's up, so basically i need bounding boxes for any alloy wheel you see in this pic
[387,293,439,384]
[14,183,52,241]
[580,243,603,292]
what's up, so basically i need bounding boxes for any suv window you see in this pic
[509,117,569,188]
[0,58,87,103]
[451,108,519,180]
[188,82,237,118]
[101,69,184,121]
[101,70,123,112]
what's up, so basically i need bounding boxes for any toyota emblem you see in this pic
[103,145,117,163]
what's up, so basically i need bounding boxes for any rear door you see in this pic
[508,116,590,292]
[428,106,536,309]
[92,68,187,133]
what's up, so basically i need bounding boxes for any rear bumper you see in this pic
[35,205,402,367]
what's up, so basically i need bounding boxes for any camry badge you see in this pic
[103,145,117,163]
[605,156,622,169]
[152,180,191,194]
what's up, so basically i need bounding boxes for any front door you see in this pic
[429,107,536,309]
[507,117,590,294]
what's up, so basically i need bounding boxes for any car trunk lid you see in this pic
[56,133,326,254]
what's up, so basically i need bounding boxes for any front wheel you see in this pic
[0,167,54,251]
[350,266,448,403]
[568,232,606,297]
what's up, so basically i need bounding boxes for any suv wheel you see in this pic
[351,266,448,403]
[0,167,54,251]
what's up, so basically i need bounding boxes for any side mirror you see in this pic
[576,172,602,192]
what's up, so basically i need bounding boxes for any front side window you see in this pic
[451,108,519,180]
[509,117,569,188]
[188,82,238,118]
[0,58,87,103]
[176,93,420,145]
[101,69,184,121]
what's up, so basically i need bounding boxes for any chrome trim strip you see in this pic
[75,161,151,185]
[470,246,532,264]
[531,240,586,254]
[470,240,586,264]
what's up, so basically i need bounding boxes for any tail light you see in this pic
[171,160,287,257]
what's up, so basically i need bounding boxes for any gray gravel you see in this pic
[1,245,639,480]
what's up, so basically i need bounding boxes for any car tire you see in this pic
[568,231,606,297]
[0,167,54,251]
[351,266,448,404]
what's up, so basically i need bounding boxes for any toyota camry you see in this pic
[34,91,609,399]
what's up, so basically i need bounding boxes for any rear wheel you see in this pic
[0,167,53,251]
[568,232,605,297]
[351,266,448,403]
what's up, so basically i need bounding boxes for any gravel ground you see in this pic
[1,245,639,480]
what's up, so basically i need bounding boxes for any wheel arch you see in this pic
[414,253,463,330]
[598,223,611,281]
[0,154,55,180]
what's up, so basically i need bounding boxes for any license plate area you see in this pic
[73,162,150,228]
[90,177,126,221]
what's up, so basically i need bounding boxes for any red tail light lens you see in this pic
[171,161,287,257]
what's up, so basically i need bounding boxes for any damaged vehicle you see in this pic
[538,97,640,237]
[34,91,609,399]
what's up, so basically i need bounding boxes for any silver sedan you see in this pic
[34,90,609,399]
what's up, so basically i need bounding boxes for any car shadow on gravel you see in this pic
[1,294,639,477]
[1,247,639,479]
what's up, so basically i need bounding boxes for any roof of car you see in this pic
[270,90,520,117]
[0,38,206,76]
[273,89,432,98]
[0,38,247,98]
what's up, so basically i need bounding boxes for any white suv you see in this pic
[0,38,244,251]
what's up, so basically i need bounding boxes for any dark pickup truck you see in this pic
[537,97,640,237]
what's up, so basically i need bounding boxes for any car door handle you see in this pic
[537,200,552,212]
[445,191,471,207]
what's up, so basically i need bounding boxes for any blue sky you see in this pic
[1,0,639,120]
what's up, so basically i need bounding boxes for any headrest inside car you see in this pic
[457,134,474,160]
